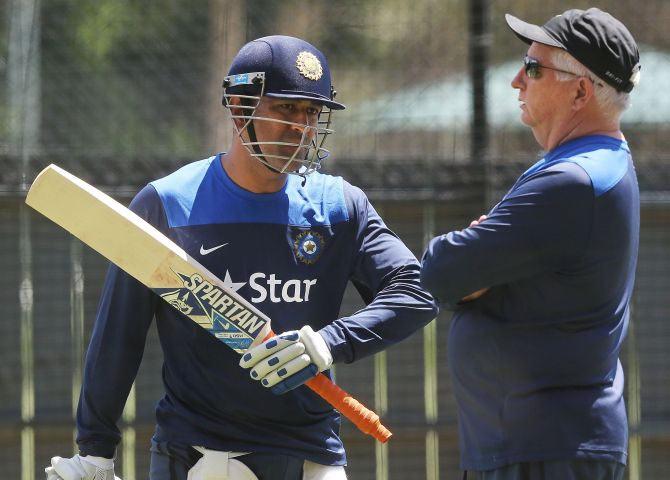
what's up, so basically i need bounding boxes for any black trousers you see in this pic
[463,459,626,480]
[149,440,304,480]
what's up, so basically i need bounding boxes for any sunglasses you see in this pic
[522,55,580,79]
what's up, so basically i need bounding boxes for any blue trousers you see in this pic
[464,459,626,480]
[149,441,304,480]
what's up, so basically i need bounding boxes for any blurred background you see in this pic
[1,0,669,478]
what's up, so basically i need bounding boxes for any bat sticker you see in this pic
[155,270,264,353]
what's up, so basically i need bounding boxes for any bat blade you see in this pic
[26,164,392,443]
[26,164,271,353]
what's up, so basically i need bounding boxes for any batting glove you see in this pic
[45,454,121,480]
[240,325,333,395]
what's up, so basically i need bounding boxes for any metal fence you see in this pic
[2,1,670,479]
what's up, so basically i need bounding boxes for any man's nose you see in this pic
[511,66,525,90]
[289,110,315,133]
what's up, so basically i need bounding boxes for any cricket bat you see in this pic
[26,164,391,443]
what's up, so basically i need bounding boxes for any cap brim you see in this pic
[266,92,346,110]
[505,14,563,48]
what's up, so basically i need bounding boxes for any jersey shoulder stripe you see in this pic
[563,147,630,197]
[534,135,631,198]
[150,155,349,227]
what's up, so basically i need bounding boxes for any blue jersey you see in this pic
[76,155,437,465]
[421,135,639,470]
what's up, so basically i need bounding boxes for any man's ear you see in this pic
[573,77,594,111]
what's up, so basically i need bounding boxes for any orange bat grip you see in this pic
[306,373,392,443]
[263,331,392,443]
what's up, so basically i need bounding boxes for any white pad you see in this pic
[303,460,347,480]
[188,448,257,480]
[45,454,120,480]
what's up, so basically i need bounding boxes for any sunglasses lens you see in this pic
[525,63,540,78]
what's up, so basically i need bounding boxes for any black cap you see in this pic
[505,8,640,92]
[227,35,345,110]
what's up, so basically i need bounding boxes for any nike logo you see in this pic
[199,243,228,255]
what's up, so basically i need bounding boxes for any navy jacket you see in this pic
[76,155,437,465]
[421,135,639,470]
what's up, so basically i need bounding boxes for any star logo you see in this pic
[303,240,317,254]
[221,270,246,292]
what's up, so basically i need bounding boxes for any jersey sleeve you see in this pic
[76,185,164,457]
[318,183,438,364]
[420,163,594,309]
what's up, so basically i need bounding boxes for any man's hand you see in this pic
[45,454,121,480]
[461,215,490,302]
[469,214,488,228]
[240,325,333,395]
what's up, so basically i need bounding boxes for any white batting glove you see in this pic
[240,325,333,395]
[45,454,121,480]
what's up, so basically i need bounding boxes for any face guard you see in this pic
[223,72,334,177]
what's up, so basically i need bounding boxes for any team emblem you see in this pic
[296,51,323,81]
[294,230,325,264]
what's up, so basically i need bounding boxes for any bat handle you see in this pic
[306,374,392,443]
[263,331,392,443]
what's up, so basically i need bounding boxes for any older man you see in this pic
[421,8,640,480]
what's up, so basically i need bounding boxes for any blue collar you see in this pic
[522,135,629,179]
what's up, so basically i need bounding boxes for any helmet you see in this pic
[222,35,345,177]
